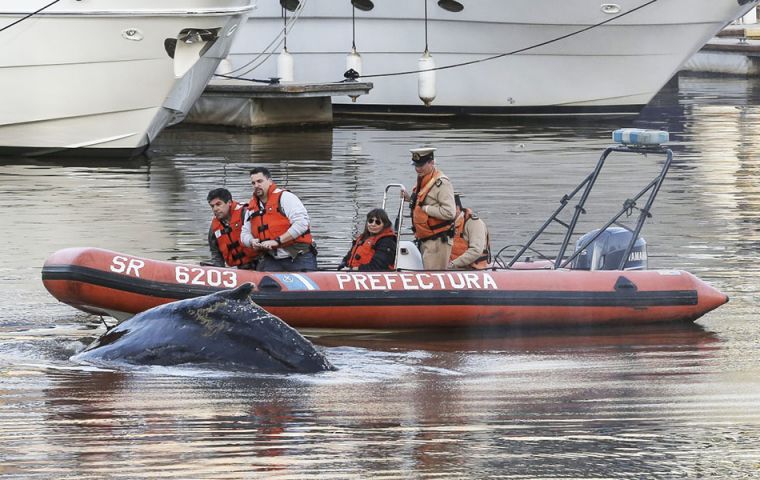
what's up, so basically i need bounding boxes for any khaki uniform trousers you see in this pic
[420,237,453,270]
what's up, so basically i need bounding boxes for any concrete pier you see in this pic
[682,26,760,76]
[185,79,373,128]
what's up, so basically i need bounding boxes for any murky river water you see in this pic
[1,74,759,478]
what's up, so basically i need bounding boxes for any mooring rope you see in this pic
[0,0,63,34]
[213,0,660,84]
[357,0,660,79]
[222,0,309,78]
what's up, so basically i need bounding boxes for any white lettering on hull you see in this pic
[109,255,145,278]
[336,272,498,291]
[110,255,238,288]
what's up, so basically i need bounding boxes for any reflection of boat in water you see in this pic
[41,131,728,328]
[309,323,720,354]
[228,0,759,115]
[0,0,252,157]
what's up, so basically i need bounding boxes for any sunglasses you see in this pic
[367,217,383,226]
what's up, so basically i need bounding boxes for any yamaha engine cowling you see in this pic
[571,227,647,270]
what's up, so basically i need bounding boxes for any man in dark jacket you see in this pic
[205,188,258,269]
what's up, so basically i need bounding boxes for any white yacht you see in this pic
[227,0,759,116]
[0,0,252,156]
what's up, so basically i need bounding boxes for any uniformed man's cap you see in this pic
[410,147,436,165]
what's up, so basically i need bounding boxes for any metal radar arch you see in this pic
[502,129,673,271]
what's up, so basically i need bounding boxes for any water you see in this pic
[1,74,760,478]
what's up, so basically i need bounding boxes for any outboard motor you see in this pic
[571,227,647,270]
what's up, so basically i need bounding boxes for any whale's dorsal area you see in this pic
[72,283,333,373]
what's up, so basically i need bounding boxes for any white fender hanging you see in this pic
[346,47,363,77]
[215,57,233,76]
[277,47,294,82]
[418,50,436,106]
[346,47,363,102]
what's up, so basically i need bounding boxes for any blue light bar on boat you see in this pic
[612,128,669,146]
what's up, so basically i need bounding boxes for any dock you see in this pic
[682,26,760,76]
[184,79,373,128]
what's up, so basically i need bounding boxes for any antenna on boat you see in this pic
[382,184,407,270]
[418,0,437,106]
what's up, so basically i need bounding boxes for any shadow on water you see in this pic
[150,124,335,162]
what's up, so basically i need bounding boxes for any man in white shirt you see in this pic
[241,167,318,271]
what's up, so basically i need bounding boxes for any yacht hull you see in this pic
[229,0,759,115]
[0,1,251,155]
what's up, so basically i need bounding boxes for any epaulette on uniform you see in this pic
[434,178,443,187]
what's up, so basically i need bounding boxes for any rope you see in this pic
[221,0,308,77]
[352,5,356,50]
[358,0,660,79]
[0,0,62,33]
[214,73,280,84]
[218,0,660,85]
[424,0,429,52]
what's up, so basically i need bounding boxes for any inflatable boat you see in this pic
[41,130,728,329]
[42,246,726,328]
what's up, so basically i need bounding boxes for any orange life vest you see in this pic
[411,169,454,241]
[211,202,259,267]
[450,208,490,269]
[247,183,313,247]
[346,227,396,270]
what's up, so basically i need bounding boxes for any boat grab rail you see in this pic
[503,144,673,270]
[382,183,408,269]
[493,245,552,269]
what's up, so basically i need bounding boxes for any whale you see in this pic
[71,283,333,373]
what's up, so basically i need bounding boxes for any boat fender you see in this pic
[346,48,362,77]
[277,48,294,82]
[418,50,437,106]
[346,48,363,102]
[215,58,233,75]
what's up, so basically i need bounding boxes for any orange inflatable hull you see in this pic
[42,247,728,329]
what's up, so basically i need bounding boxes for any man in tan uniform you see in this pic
[448,194,491,270]
[402,147,456,270]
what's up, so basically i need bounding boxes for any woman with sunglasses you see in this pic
[339,208,397,271]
